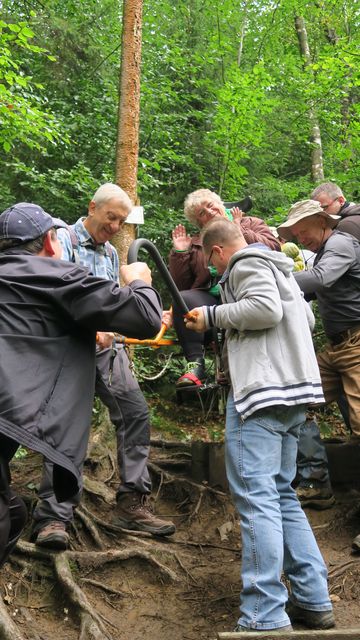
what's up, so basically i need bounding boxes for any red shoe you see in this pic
[176,358,205,387]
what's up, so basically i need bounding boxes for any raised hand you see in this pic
[231,207,245,227]
[172,224,192,251]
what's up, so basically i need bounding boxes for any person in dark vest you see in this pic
[294,184,358,514]
[278,199,360,552]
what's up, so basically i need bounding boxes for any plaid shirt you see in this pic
[57,217,119,283]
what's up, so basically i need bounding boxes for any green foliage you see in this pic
[14,446,28,460]
[0,18,65,157]
[0,0,359,231]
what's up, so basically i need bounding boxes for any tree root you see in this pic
[0,594,26,640]
[75,506,106,549]
[81,578,127,597]
[82,474,115,504]
[53,552,113,640]
[70,548,179,582]
[148,461,227,521]
[4,539,180,639]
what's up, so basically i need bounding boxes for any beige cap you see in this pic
[277,199,340,241]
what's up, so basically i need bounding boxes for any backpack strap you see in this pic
[67,225,115,265]
[67,226,80,264]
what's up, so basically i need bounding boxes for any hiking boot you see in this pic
[113,493,176,536]
[286,602,335,629]
[35,521,69,550]
[234,624,292,633]
[296,482,335,510]
[352,533,360,552]
[176,358,205,388]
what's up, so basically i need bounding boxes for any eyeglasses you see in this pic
[207,245,223,266]
[321,197,338,211]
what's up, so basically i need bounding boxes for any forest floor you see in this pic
[2,392,360,640]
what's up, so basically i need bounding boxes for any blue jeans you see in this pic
[226,392,332,631]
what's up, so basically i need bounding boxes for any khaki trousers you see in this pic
[317,329,360,436]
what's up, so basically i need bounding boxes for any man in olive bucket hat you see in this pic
[278,200,360,545]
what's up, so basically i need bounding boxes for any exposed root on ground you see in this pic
[75,506,106,549]
[148,460,227,522]
[0,593,26,640]
[328,559,360,599]
[53,552,113,640]
[82,474,115,504]
[0,538,180,640]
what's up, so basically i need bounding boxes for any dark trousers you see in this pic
[296,419,331,487]
[296,393,350,488]
[32,346,151,533]
[172,289,218,360]
[0,442,27,566]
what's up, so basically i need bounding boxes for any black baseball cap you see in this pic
[0,203,67,246]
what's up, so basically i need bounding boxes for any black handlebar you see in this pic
[127,238,190,315]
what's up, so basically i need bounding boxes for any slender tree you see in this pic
[295,15,324,183]
[114,0,143,266]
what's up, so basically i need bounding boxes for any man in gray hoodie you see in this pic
[185,217,334,633]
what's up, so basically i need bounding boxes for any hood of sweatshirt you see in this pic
[225,245,295,280]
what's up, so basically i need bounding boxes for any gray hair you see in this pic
[184,189,225,225]
[311,182,344,200]
[91,183,132,212]
[0,231,50,253]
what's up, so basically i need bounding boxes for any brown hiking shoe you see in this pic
[35,521,69,550]
[296,483,335,510]
[113,493,176,536]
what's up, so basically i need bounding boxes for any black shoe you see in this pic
[176,358,205,388]
[286,602,335,629]
[296,482,335,510]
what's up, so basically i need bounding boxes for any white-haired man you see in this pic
[31,184,175,549]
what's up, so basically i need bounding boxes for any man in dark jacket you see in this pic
[0,202,162,564]
[293,183,358,511]
[278,200,360,553]
[311,182,360,240]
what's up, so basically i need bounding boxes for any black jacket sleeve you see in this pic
[56,266,163,339]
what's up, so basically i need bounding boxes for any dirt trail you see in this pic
[2,433,360,639]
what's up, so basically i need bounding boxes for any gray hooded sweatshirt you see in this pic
[203,247,324,419]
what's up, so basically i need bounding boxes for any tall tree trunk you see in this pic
[113,0,143,266]
[295,15,324,183]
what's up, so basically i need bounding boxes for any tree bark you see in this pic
[114,0,143,266]
[295,15,324,183]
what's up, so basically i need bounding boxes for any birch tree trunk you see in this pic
[295,15,324,183]
[113,0,143,267]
